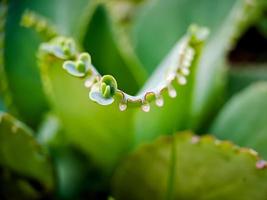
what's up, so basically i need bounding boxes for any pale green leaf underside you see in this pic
[0,112,54,190]
[113,132,267,200]
[211,82,267,160]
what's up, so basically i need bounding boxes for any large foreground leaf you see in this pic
[0,112,54,190]
[211,82,267,159]
[38,26,203,173]
[113,132,267,200]
[38,47,135,174]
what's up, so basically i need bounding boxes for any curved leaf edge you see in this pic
[0,111,55,191]
[112,131,267,199]
[20,10,58,41]
[38,25,208,112]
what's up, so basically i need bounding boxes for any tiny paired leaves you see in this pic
[63,53,92,78]
[90,75,118,105]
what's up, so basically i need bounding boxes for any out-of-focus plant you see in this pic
[1,0,267,199]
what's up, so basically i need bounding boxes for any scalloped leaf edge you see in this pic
[112,132,267,199]
[20,10,58,40]
[39,25,208,112]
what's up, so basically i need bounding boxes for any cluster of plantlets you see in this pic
[1,0,267,199]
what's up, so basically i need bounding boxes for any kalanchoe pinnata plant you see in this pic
[40,25,207,110]
[1,0,267,199]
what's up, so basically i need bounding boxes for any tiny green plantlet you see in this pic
[63,53,92,78]
[1,0,267,199]
[40,25,208,112]
[90,75,118,105]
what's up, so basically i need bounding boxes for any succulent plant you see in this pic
[1,0,267,199]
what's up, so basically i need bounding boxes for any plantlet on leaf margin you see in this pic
[90,75,118,106]
[39,25,209,112]
[41,37,77,60]
[21,10,58,40]
[63,53,92,78]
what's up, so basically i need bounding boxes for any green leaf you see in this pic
[82,5,147,94]
[228,65,267,97]
[20,10,58,40]
[52,148,91,199]
[38,45,135,173]
[211,82,267,159]
[62,53,91,77]
[36,113,63,148]
[36,114,104,199]
[134,25,207,144]
[37,27,204,173]
[21,0,92,37]
[112,132,267,200]
[132,0,262,73]
[89,75,118,105]
[0,169,40,200]
[131,0,263,132]
[0,112,54,190]
[0,99,5,111]
[257,0,267,36]
[0,0,17,116]
[4,0,91,126]
[37,22,204,173]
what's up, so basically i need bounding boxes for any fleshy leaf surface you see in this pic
[211,82,267,159]
[134,26,207,144]
[113,132,267,200]
[132,0,263,133]
[0,112,54,190]
[38,45,135,173]
[37,26,203,173]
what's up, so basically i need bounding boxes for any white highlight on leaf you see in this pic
[168,85,177,98]
[44,26,209,112]
[119,102,127,111]
[176,75,187,85]
[180,67,190,76]
[141,102,150,112]
[155,95,164,107]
